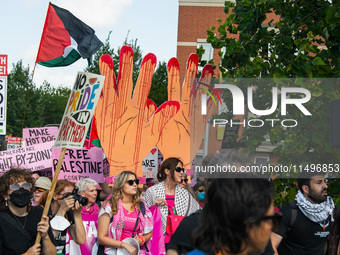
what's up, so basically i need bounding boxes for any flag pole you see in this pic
[35,147,67,244]
[22,2,51,136]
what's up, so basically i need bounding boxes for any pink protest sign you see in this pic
[23,126,58,146]
[66,214,99,255]
[0,141,54,172]
[52,147,104,183]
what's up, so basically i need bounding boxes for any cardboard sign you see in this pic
[54,72,105,148]
[7,136,23,150]
[0,55,7,76]
[0,77,7,134]
[0,141,54,172]
[52,147,104,183]
[142,147,158,178]
[23,127,58,146]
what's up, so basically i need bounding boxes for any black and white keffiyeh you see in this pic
[296,190,335,223]
[144,182,200,234]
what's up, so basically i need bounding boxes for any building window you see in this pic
[197,42,213,62]
[254,157,269,166]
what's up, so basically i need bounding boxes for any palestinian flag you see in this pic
[36,3,103,67]
[89,116,101,148]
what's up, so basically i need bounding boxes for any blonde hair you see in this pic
[104,171,140,215]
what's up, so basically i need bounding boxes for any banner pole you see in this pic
[35,147,67,244]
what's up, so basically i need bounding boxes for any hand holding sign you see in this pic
[94,46,179,176]
[157,55,221,168]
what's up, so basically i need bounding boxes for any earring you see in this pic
[5,200,8,207]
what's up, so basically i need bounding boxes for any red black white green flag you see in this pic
[36,3,103,67]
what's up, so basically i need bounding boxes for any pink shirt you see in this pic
[120,206,138,240]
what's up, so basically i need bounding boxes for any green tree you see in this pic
[149,61,168,106]
[6,61,71,137]
[206,0,340,205]
[7,61,42,136]
[38,82,71,126]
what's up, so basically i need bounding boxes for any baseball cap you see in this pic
[35,177,52,190]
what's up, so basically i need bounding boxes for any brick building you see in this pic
[176,0,279,167]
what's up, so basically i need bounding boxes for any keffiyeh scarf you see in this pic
[296,190,335,223]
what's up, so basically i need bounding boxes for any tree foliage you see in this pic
[6,60,70,137]
[207,0,340,205]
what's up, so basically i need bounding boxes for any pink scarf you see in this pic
[81,202,100,215]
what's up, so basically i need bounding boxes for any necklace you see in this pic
[12,213,28,228]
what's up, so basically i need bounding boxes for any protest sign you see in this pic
[52,147,104,182]
[54,72,105,148]
[0,55,7,76]
[0,55,8,135]
[142,147,158,178]
[7,136,23,150]
[0,141,54,172]
[23,126,58,146]
[65,214,99,255]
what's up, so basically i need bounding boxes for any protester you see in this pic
[76,178,103,215]
[0,168,56,255]
[193,181,206,208]
[33,176,51,206]
[178,172,196,199]
[144,157,200,247]
[167,151,276,255]
[271,173,334,255]
[97,171,153,255]
[32,170,43,183]
[39,179,86,254]
[187,178,278,255]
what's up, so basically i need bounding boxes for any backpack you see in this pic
[97,201,146,255]
[286,200,298,235]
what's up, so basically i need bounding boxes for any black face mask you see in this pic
[9,188,31,208]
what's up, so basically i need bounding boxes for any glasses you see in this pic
[261,212,283,231]
[198,188,205,192]
[126,179,139,186]
[9,183,32,191]
[180,178,188,184]
[34,187,47,192]
[175,167,185,173]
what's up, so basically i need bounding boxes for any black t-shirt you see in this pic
[49,209,74,255]
[275,201,330,255]
[0,206,56,255]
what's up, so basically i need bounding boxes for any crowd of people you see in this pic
[0,152,340,255]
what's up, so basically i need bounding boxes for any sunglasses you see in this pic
[261,212,283,231]
[198,188,205,192]
[9,183,32,191]
[180,178,188,184]
[175,167,185,173]
[34,187,47,192]
[126,179,139,186]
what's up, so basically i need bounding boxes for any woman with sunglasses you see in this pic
[144,157,200,246]
[33,176,51,206]
[179,173,196,198]
[39,179,86,254]
[0,168,56,255]
[188,178,280,255]
[97,171,153,255]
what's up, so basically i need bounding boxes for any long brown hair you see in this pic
[157,157,183,182]
[103,171,140,215]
